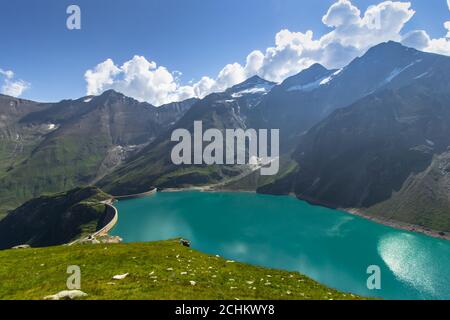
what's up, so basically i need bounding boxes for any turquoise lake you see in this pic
[111,191,450,300]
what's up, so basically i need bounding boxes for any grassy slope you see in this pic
[0,187,112,249]
[0,239,363,300]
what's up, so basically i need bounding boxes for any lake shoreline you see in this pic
[114,189,450,299]
[343,208,450,242]
[160,186,450,242]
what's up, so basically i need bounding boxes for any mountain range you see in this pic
[0,91,195,213]
[258,42,450,232]
[0,41,449,233]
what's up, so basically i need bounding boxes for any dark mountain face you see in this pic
[293,84,450,206]
[279,63,336,90]
[249,64,338,149]
[0,96,52,176]
[367,150,450,232]
[100,42,450,205]
[172,75,275,133]
[219,75,276,120]
[258,46,450,231]
[0,95,50,128]
[19,90,196,145]
[226,75,276,110]
[0,91,196,214]
[251,41,447,150]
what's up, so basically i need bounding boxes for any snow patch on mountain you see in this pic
[287,69,343,92]
[319,76,333,86]
[383,60,422,84]
[46,123,59,131]
[231,83,274,98]
[287,76,327,92]
[231,84,274,98]
[414,72,429,80]
[287,77,324,92]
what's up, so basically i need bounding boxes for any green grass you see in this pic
[0,187,112,249]
[0,239,364,300]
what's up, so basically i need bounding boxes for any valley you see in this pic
[3,0,450,304]
[1,41,450,239]
[111,191,450,300]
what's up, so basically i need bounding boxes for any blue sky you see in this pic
[1,0,450,104]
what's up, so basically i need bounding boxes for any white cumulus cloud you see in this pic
[84,0,450,106]
[402,23,450,56]
[445,21,450,38]
[85,59,120,96]
[85,55,259,106]
[399,1,450,54]
[323,0,362,28]
[0,68,29,97]
[401,30,431,50]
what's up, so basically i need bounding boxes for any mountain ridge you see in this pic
[0,91,197,215]
[257,43,450,232]
[2,41,450,233]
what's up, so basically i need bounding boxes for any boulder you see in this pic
[112,273,129,280]
[12,244,30,249]
[44,290,87,300]
[180,239,191,247]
